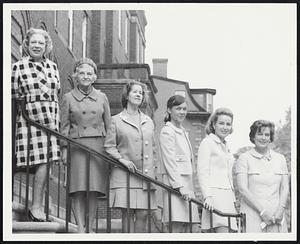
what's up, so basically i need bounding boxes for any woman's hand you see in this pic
[260,209,274,225]
[273,205,285,224]
[203,196,214,211]
[179,187,192,201]
[119,158,137,173]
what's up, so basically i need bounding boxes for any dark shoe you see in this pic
[27,210,47,222]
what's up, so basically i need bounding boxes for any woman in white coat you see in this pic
[196,107,237,232]
[159,95,200,233]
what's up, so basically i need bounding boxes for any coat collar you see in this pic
[249,148,272,161]
[71,86,98,102]
[165,121,186,134]
[119,109,149,129]
[208,133,227,145]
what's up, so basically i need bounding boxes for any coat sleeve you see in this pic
[60,94,70,148]
[11,63,21,99]
[159,127,183,189]
[102,93,111,133]
[104,117,122,160]
[196,138,212,199]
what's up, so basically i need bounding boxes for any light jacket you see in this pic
[60,86,111,144]
[104,110,157,189]
[159,121,193,189]
[196,133,234,199]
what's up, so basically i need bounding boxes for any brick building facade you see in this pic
[11,9,216,228]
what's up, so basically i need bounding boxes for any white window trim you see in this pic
[118,10,122,42]
[124,14,128,54]
[68,10,73,50]
[82,13,87,58]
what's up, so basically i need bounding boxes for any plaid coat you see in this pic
[12,56,61,168]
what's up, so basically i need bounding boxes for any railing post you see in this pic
[25,122,31,217]
[85,152,91,233]
[57,162,61,218]
[147,182,151,233]
[126,171,131,233]
[65,143,71,233]
[168,191,172,233]
[18,174,22,203]
[243,213,246,233]
[106,164,111,233]
[188,201,192,233]
[95,204,99,233]
[45,133,51,221]
[227,216,231,232]
[209,210,213,233]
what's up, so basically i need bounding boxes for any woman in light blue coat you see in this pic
[159,95,200,233]
[104,80,157,233]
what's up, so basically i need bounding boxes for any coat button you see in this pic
[145,140,149,145]
[92,111,96,114]
[82,111,86,114]
[145,155,149,159]
[135,138,139,142]
[144,169,148,173]
[83,126,87,129]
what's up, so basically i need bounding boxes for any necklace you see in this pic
[126,109,139,116]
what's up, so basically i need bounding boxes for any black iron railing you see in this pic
[12,98,246,233]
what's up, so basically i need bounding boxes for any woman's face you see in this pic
[168,102,187,125]
[213,114,232,140]
[76,64,96,89]
[28,33,46,60]
[127,84,143,107]
[253,126,271,151]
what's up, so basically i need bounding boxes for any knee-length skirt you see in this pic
[110,187,157,210]
[14,101,60,170]
[162,174,200,223]
[201,188,238,230]
[69,137,108,196]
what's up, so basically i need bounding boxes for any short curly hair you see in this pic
[249,120,275,144]
[22,28,53,57]
[205,107,234,135]
[121,80,146,108]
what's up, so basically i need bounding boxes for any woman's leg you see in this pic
[215,226,230,233]
[72,192,85,233]
[87,192,98,233]
[134,210,148,233]
[30,164,47,219]
[122,209,134,233]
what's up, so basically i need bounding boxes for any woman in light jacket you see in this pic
[196,108,237,232]
[60,58,111,232]
[104,80,157,233]
[159,95,200,233]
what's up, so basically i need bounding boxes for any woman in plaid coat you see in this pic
[11,28,61,221]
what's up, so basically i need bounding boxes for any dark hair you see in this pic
[164,95,186,122]
[249,120,275,143]
[121,80,146,108]
[205,107,234,135]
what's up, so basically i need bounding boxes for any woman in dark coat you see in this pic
[60,58,111,233]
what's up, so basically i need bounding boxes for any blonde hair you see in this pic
[205,107,234,135]
[22,28,53,57]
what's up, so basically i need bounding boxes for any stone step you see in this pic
[13,221,65,233]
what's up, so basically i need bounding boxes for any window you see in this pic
[54,11,58,27]
[175,90,186,97]
[82,13,87,58]
[124,14,128,54]
[68,10,73,50]
[206,93,213,112]
[118,11,122,41]
[136,31,140,63]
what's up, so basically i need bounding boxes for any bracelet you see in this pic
[260,209,266,217]
[279,203,286,209]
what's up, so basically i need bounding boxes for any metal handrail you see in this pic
[13,97,246,232]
